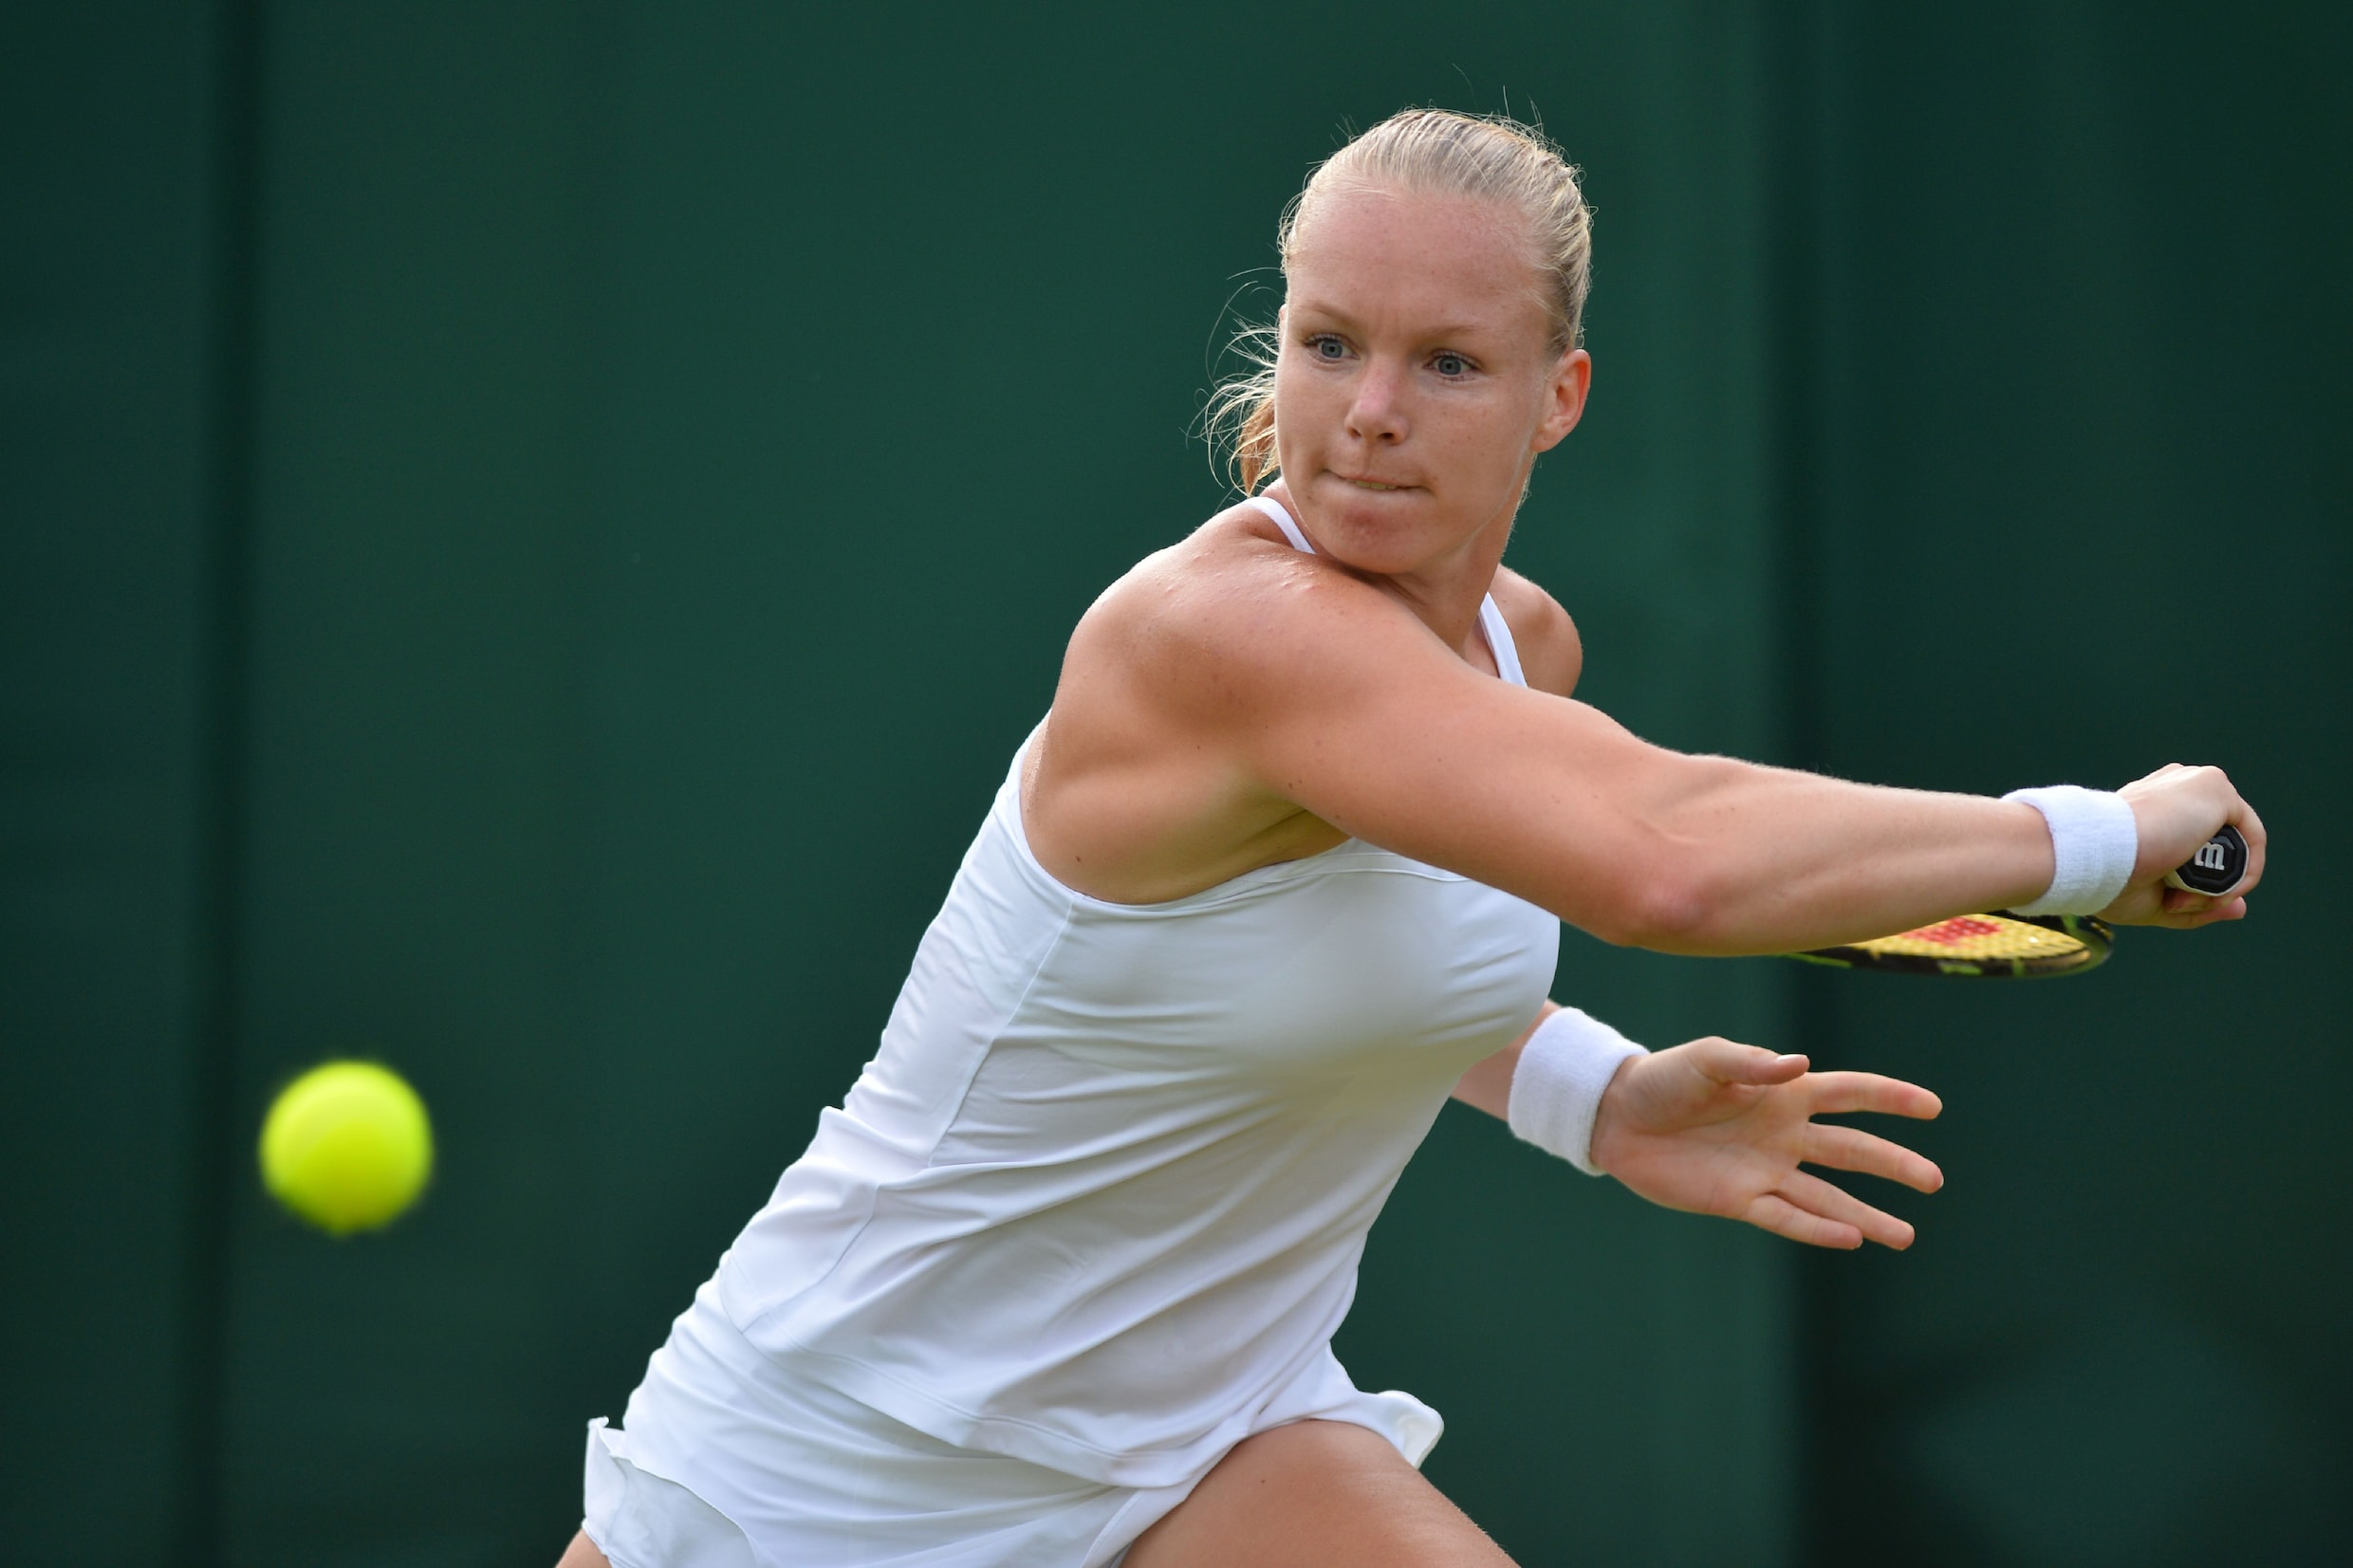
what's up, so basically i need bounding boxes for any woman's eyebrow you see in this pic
[1287,299,1505,343]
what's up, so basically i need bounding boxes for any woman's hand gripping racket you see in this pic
[1790,826,2249,980]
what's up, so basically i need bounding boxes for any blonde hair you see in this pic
[1205,108,1593,493]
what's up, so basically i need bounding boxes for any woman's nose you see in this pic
[1344,362,1410,445]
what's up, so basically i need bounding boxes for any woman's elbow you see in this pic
[1578,860,1716,951]
[1567,759,1762,951]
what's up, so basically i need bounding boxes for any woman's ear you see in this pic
[1532,348,1592,453]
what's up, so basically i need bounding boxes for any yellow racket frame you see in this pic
[1790,912,2112,979]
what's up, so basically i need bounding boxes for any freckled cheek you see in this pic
[1273,364,1342,423]
[1272,382,1348,466]
[1417,401,1514,472]
[1430,392,1525,460]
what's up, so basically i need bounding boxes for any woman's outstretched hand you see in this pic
[1587,1038,1942,1249]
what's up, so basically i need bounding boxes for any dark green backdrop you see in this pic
[1784,10,2353,1564]
[4,4,2345,1565]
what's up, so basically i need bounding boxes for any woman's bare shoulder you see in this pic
[1489,565,1583,698]
[1068,503,1407,710]
[1027,503,1411,902]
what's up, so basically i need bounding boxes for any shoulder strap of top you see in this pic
[1477,597,1528,688]
[1240,493,1526,689]
[1244,493,1314,554]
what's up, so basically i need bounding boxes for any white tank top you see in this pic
[715,496,1559,1487]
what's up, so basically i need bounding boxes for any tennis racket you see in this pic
[1791,825,2247,979]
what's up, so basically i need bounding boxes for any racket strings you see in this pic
[1851,913,2091,962]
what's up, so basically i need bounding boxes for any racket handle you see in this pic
[2164,824,2248,897]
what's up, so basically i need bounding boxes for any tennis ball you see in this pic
[258,1061,434,1235]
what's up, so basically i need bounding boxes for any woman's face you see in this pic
[1273,181,1589,580]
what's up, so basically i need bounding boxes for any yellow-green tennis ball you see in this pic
[258,1061,434,1235]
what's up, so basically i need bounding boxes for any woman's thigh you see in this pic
[554,1529,609,1568]
[1122,1420,1516,1568]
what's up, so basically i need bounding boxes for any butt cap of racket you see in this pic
[2164,824,2248,897]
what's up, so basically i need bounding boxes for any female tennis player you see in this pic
[558,109,2262,1568]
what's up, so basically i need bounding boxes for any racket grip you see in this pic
[2164,824,2248,897]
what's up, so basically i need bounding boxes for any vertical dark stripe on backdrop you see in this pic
[176,0,264,1560]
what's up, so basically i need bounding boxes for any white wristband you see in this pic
[1507,1007,1648,1175]
[2001,784,2139,915]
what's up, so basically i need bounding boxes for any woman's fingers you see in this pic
[1779,1170,1916,1249]
[1802,1123,1943,1193]
[1804,1070,1941,1120]
[2157,889,2249,926]
[1684,1036,1807,1085]
[1744,1192,1862,1250]
[2236,799,2268,890]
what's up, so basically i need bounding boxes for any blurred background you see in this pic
[5,2,2347,1563]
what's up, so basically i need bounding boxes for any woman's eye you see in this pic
[1311,336,1347,360]
[1433,352,1470,378]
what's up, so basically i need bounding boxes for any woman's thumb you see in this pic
[1696,1037,1806,1083]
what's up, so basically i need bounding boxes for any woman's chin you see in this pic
[1314,526,1449,578]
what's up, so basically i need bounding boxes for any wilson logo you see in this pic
[2195,840,2231,871]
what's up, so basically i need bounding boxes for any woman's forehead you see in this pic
[1286,182,1547,331]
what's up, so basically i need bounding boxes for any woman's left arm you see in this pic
[1454,1017,1943,1250]
[1448,1005,1553,1120]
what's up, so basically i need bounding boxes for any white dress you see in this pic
[584,496,1561,1566]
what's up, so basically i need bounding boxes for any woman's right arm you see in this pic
[1142,559,2262,956]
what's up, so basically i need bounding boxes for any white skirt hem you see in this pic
[582,1280,1442,1568]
